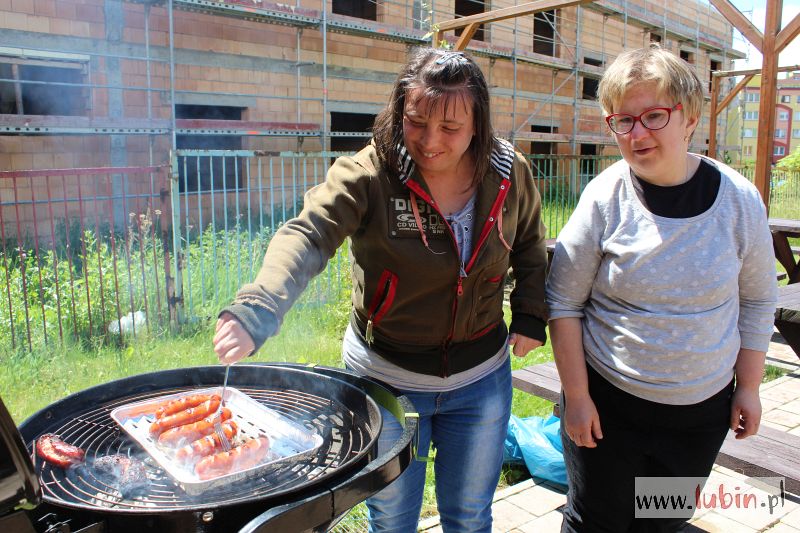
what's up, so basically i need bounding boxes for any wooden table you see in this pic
[770,218,800,284]
[776,283,800,359]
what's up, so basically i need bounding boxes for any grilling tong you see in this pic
[213,364,232,451]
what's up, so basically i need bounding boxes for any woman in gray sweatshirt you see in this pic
[546,44,777,532]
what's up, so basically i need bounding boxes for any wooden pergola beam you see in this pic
[753,0,782,211]
[708,64,800,158]
[776,13,800,53]
[708,73,753,160]
[432,0,593,49]
[713,64,800,78]
[710,0,764,53]
[455,23,480,51]
[715,75,754,116]
[710,0,790,212]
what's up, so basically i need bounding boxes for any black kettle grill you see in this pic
[0,363,418,532]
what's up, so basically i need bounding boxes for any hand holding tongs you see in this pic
[213,363,233,451]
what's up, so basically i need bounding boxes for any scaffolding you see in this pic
[0,0,745,165]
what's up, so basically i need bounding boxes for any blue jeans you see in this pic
[366,357,512,533]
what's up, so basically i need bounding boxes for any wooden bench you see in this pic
[512,361,800,495]
[776,283,800,359]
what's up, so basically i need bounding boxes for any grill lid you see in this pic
[0,396,39,515]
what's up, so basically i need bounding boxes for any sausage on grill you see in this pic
[174,420,239,464]
[149,397,221,437]
[154,393,219,420]
[36,433,86,469]
[194,435,270,480]
[157,407,232,448]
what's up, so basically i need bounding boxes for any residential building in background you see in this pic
[735,72,800,165]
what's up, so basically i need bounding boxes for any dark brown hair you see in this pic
[372,47,495,187]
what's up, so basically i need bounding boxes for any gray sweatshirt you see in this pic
[546,156,777,405]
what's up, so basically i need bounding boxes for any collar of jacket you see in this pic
[395,138,515,184]
[396,138,516,274]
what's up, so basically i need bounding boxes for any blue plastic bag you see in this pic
[504,414,567,486]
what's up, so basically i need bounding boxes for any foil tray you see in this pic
[110,386,323,495]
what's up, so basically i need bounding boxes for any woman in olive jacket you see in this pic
[213,47,548,532]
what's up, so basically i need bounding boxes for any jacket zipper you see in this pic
[406,179,510,376]
[365,270,398,345]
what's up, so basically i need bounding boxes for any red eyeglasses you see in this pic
[605,103,683,135]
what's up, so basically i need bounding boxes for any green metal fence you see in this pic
[169,151,623,323]
[4,152,796,352]
[171,150,353,324]
[732,166,800,220]
[527,154,621,238]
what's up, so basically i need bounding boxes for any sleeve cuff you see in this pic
[739,332,772,353]
[547,309,585,321]
[220,303,279,354]
[509,313,547,343]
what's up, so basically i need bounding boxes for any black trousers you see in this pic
[560,365,734,533]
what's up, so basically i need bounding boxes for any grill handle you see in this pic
[238,364,418,533]
[0,396,40,515]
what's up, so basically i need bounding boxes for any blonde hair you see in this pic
[597,44,704,121]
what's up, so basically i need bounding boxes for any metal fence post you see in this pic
[169,150,184,326]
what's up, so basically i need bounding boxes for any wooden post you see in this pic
[753,0,782,212]
[709,75,720,159]
[709,0,800,212]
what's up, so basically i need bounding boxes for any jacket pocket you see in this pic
[467,259,508,337]
[365,269,398,345]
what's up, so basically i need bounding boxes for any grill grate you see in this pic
[31,385,376,511]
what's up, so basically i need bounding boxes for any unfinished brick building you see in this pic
[0,0,750,344]
[0,0,744,170]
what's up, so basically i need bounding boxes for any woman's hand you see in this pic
[564,395,603,448]
[213,312,255,365]
[730,385,761,440]
[730,348,766,440]
[508,333,543,357]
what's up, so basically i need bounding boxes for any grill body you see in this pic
[3,364,417,533]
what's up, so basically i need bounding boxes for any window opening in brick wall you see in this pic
[774,145,785,156]
[679,50,694,64]
[455,0,485,42]
[332,0,377,20]
[580,143,597,174]
[175,104,244,193]
[330,111,376,154]
[533,10,556,56]
[780,95,790,103]
[709,59,721,92]
[0,61,85,116]
[649,32,662,44]
[529,125,556,178]
[582,76,599,100]
[584,57,603,68]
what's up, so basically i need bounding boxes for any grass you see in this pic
[763,364,790,383]
[0,301,347,424]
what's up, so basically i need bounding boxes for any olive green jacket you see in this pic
[224,138,548,376]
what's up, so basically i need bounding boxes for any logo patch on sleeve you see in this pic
[388,196,448,240]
